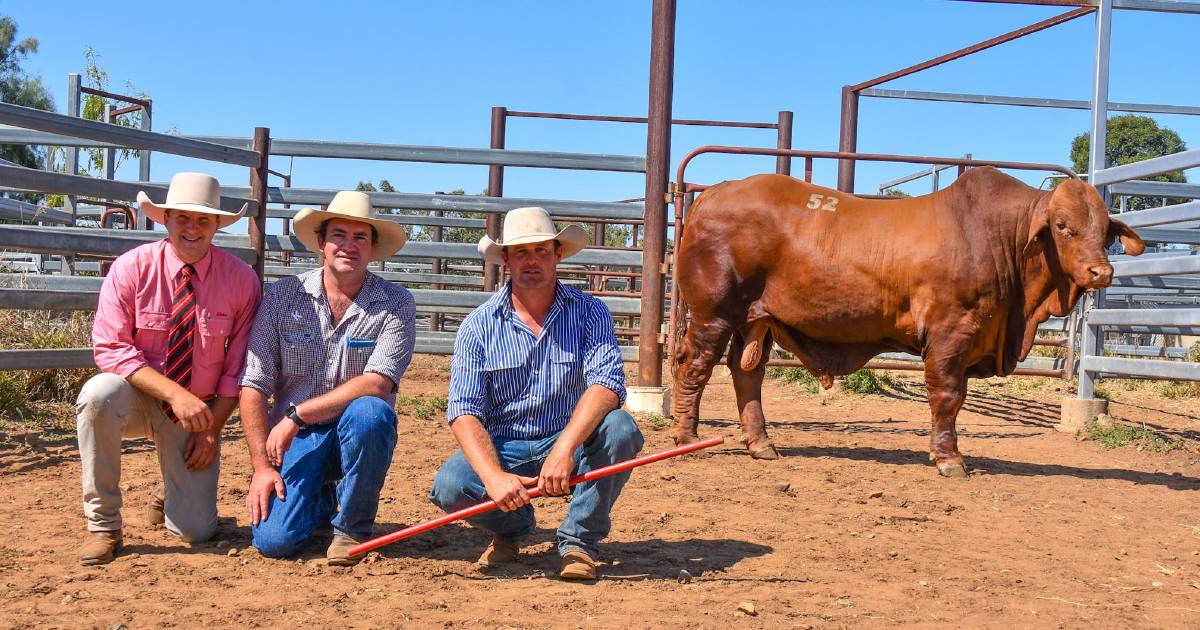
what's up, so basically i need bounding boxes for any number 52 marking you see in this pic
[806,193,839,212]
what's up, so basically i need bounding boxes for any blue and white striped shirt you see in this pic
[446,281,626,440]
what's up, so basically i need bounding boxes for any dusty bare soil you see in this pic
[2,355,1199,629]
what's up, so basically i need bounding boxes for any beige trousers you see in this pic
[75,373,219,542]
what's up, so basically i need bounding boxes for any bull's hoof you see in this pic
[935,460,969,478]
[673,434,701,447]
[749,444,780,460]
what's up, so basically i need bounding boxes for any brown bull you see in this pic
[671,167,1144,477]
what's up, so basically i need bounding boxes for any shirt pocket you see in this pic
[484,353,527,404]
[134,309,171,364]
[196,314,232,367]
[551,335,583,389]
[280,326,320,378]
[344,338,376,379]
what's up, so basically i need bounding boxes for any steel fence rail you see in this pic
[1081,355,1200,381]
[0,102,260,167]
[1111,254,1200,277]
[0,197,73,225]
[1086,308,1200,327]
[0,164,251,214]
[1090,147,1200,187]
[1109,180,1200,199]
[0,339,642,371]
[243,187,646,220]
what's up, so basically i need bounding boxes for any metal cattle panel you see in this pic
[0,102,260,167]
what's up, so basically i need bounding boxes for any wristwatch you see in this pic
[285,403,309,429]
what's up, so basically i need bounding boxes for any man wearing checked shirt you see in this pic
[430,206,644,581]
[239,191,415,566]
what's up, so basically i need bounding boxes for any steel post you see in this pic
[65,74,81,229]
[837,86,859,192]
[775,111,793,175]
[484,106,506,291]
[249,127,270,281]
[138,99,152,230]
[639,0,676,388]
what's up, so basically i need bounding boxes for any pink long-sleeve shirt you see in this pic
[92,240,261,399]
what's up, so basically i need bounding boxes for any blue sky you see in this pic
[8,1,1200,219]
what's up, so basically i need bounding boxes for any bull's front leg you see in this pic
[671,315,734,446]
[923,353,969,478]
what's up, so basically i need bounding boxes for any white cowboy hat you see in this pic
[137,172,247,229]
[292,191,408,262]
[478,206,589,266]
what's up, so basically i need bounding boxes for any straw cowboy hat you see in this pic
[293,191,408,262]
[478,206,588,266]
[137,172,247,229]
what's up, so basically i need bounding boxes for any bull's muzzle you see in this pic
[1084,262,1114,289]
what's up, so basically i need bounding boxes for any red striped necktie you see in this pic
[162,263,197,422]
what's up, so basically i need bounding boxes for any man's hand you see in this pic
[483,471,538,512]
[266,419,301,468]
[538,443,577,497]
[167,390,214,433]
[246,468,285,525]
[183,431,219,471]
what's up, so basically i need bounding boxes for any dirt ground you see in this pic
[2,355,1199,629]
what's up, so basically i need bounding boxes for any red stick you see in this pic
[348,435,724,556]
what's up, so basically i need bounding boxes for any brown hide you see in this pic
[676,167,1142,380]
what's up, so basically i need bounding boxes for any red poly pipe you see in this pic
[348,435,725,556]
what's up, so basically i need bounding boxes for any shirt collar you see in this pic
[299,267,389,304]
[162,239,213,282]
[493,280,575,320]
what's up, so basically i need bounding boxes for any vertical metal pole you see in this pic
[432,209,445,332]
[1078,0,1113,396]
[775,111,793,176]
[932,168,939,193]
[837,86,859,193]
[249,127,271,282]
[138,99,153,231]
[62,74,82,276]
[102,104,116,181]
[485,106,507,292]
[591,221,606,291]
[639,0,676,388]
[1088,0,1113,204]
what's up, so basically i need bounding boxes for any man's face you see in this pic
[164,209,218,264]
[317,218,375,276]
[502,240,562,291]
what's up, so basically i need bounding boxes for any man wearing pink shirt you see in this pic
[75,172,260,565]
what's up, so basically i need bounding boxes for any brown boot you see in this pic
[144,487,165,527]
[559,550,597,580]
[476,537,520,567]
[79,531,123,566]
[326,534,365,567]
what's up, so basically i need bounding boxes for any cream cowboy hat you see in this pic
[478,206,589,266]
[293,191,408,262]
[137,172,247,229]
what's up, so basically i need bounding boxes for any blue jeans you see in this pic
[252,396,397,557]
[429,409,644,559]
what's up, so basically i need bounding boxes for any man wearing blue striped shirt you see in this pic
[430,206,644,581]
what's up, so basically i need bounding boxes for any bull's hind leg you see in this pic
[923,353,970,478]
[671,315,735,446]
[728,328,778,460]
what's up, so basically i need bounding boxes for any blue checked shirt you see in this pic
[447,281,626,440]
[240,268,416,427]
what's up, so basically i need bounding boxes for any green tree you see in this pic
[79,47,147,175]
[1070,114,1188,211]
[0,15,55,190]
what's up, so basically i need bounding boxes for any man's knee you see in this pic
[76,373,132,424]
[173,518,217,544]
[599,409,644,455]
[252,522,305,558]
[428,455,481,513]
[340,396,397,437]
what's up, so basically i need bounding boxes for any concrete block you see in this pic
[626,386,670,417]
[1058,397,1109,432]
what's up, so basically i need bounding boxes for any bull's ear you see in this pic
[1023,205,1049,258]
[1107,218,1145,256]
